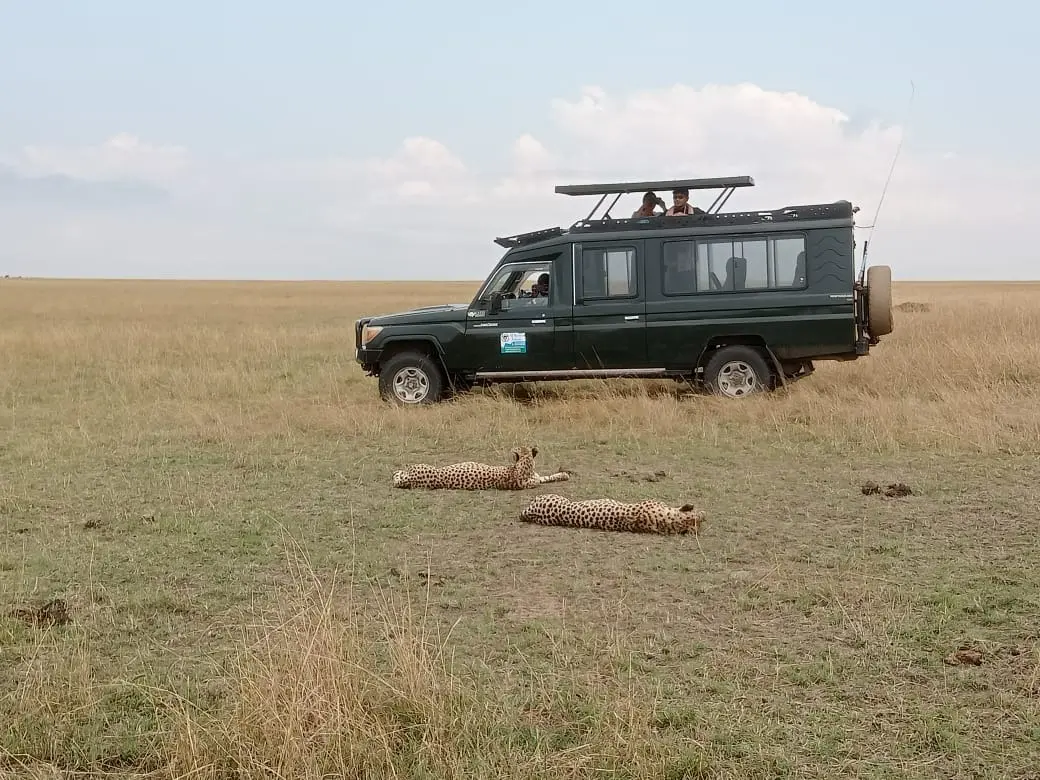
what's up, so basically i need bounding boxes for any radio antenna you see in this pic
[858,80,915,285]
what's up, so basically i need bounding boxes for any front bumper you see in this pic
[355,345,382,371]
[354,318,378,368]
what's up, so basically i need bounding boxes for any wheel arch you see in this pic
[376,337,477,403]
[378,337,448,375]
[696,335,786,389]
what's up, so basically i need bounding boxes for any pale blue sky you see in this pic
[1,1,1036,280]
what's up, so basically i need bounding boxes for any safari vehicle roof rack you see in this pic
[489,178,854,251]
[493,226,566,249]
[568,199,857,235]
[555,175,755,223]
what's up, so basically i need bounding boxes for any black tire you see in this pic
[702,346,774,398]
[378,350,447,405]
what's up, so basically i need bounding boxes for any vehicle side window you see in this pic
[770,237,807,288]
[663,241,697,295]
[696,238,767,291]
[662,235,807,294]
[581,247,637,299]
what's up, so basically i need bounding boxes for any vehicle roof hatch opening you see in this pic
[554,175,756,223]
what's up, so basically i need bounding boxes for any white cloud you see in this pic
[490,135,559,202]
[511,134,555,175]
[3,82,1038,280]
[313,82,978,239]
[535,82,910,217]
[17,133,191,187]
[366,136,467,180]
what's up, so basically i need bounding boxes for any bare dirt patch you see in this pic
[9,598,71,628]
[945,646,984,666]
[861,480,914,497]
[896,301,933,313]
[608,468,669,483]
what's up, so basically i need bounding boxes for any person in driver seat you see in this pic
[531,272,550,297]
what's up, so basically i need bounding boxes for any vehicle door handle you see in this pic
[531,319,546,324]
[624,315,639,321]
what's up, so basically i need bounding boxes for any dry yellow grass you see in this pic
[1,278,1038,778]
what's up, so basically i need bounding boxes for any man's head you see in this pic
[672,187,690,209]
[640,191,665,212]
[533,272,550,296]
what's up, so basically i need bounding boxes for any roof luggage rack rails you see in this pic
[567,200,857,233]
[493,226,566,249]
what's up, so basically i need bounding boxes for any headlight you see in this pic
[361,325,383,346]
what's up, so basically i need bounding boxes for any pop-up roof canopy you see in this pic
[555,175,755,222]
[493,175,761,249]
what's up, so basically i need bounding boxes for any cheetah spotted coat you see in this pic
[392,446,570,491]
[519,493,705,535]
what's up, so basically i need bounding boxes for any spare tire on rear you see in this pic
[867,265,893,337]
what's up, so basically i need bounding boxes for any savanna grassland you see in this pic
[1,278,1038,779]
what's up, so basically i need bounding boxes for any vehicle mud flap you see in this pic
[761,345,787,390]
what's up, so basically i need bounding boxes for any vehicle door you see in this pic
[571,240,649,369]
[644,233,808,369]
[464,256,568,374]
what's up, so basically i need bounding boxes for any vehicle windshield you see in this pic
[478,262,552,308]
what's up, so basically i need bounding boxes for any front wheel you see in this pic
[378,351,447,405]
[702,346,773,398]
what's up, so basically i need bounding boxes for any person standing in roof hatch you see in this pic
[666,187,704,216]
[632,191,666,217]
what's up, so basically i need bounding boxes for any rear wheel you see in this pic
[867,265,894,336]
[378,350,447,405]
[702,346,773,398]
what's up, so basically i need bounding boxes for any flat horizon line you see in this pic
[4,276,1040,285]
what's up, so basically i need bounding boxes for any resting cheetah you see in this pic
[391,446,570,491]
[518,493,705,535]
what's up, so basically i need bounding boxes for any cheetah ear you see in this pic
[679,504,697,512]
[531,445,539,457]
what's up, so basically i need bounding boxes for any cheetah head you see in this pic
[510,445,539,479]
[671,503,707,533]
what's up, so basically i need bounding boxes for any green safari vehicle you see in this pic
[354,176,894,404]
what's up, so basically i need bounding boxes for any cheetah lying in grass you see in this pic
[519,493,705,535]
[392,446,570,491]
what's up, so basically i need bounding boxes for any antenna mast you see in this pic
[858,80,915,285]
